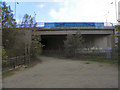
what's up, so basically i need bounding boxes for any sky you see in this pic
[3,0,120,25]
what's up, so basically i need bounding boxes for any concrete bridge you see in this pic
[34,26,115,50]
[35,27,114,35]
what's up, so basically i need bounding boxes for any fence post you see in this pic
[23,55,26,66]
[16,56,17,67]
[9,58,12,69]
[12,58,15,69]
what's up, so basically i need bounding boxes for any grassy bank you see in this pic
[2,68,21,78]
[71,57,118,64]
[3,58,42,78]
[42,54,118,64]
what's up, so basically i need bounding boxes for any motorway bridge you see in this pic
[33,26,115,50]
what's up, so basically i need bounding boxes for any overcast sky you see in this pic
[4,0,120,24]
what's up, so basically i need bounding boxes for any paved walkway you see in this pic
[3,56,118,88]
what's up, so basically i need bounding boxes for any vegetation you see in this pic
[31,35,42,58]
[2,2,42,73]
[3,58,41,78]
[2,1,42,58]
[20,14,42,59]
[20,14,37,28]
[2,2,25,58]
[114,25,120,64]
[71,57,118,64]
[64,31,84,57]
[2,28,26,57]
[2,2,16,28]
[3,67,21,78]
[114,25,120,48]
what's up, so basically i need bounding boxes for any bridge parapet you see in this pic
[36,26,114,31]
[35,27,115,35]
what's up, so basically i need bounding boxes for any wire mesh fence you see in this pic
[42,49,118,60]
[2,55,30,73]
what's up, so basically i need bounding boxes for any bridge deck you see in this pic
[35,27,114,35]
[36,26,114,31]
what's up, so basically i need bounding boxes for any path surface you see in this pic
[3,56,118,88]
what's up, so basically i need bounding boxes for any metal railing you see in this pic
[2,55,30,73]
[42,49,118,60]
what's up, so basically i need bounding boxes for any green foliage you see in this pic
[72,57,118,64]
[2,2,25,57]
[3,67,21,78]
[2,46,7,65]
[2,2,42,60]
[2,46,7,58]
[64,34,74,57]
[114,26,120,47]
[3,28,18,49]
[114,25,120,62]
[20,14,42,59]
[2,2,16,28]
[20,14,37,28]
[2,28,26,57]
[64,31,84,57]
[73,31,84,49]
[31,35,42,58]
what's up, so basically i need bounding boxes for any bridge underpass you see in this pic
[41,34,114,51]
[34,27,115,55]
[41,35,66,51]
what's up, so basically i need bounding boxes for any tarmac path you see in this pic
[3,56,118,88]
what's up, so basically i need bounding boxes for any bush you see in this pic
[64,31,84,57]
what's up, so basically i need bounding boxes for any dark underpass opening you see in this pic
[41,35,66,56]
[41,34,111,57]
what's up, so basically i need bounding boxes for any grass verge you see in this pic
[42,54,118,64]
[71,57,118,64]
[3,58,42,78]
[27,59,42,69]
[2,68,21,78]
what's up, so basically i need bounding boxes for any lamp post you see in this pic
[15,0,19,20]
[111,0,119,47]
[104,12,109,26]
[111,0,118,23]
[15,0,16,20]
[114,0,118,23]
[118,1,120,23]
